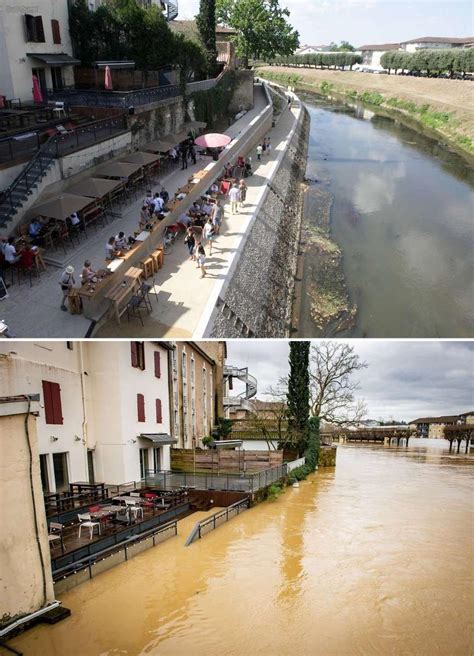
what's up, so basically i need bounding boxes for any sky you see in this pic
[177,1,473,47]
[225,340,474,422]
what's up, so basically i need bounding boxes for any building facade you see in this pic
[409,411,474,438]
[400,36,474,52]
[0,1,78,102]
[0,341,174,490]
[171,342,226,448]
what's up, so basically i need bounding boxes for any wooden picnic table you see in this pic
[105,266,144,324]
[69,481,106,499]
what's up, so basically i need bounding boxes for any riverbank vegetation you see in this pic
[271,52,362,70]
[258,66,474,157]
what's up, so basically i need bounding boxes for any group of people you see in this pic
[256,137,272,161]
[169,138,197,171]
[140,188,169,228]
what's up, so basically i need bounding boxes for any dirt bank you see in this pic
[258,66,474,159]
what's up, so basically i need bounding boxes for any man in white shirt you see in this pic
[228,184,240,214]
[4,237,20,264]
[153,193,164,214]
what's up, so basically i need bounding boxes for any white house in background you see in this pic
[400,36,474,52]
[0,1,79,103]
[0,341,175,491]
[295,44,332,55]
[359,43,401,69]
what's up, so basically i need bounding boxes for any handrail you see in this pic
[185,497,250,545]
[0,113,129,226]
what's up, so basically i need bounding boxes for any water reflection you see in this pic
[301,97,474,337]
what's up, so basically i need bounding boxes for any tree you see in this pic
[196,0,218,76]
[286,342,310,456]
[216,0,299,68]
[338,40,355,52]
[309,342,367,425]
[244,391,288,450]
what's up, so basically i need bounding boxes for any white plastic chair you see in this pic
[78,512,101,539]
[125,498,143,521]
[53,101,66,119]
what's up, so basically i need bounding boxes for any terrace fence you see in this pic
[185,497,251,546]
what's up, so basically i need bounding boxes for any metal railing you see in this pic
[52,520,178,580]
[0,113,129,225]
[45,84,181,109]
[185,497,250,545]
[142,465,288,493]
[286,457,306,472]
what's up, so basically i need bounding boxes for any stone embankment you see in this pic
[209,91,310,338]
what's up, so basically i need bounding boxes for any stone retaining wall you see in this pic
[209,101,310,337]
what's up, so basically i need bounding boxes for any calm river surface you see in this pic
[11,439,473,656]
[300,97,474,337]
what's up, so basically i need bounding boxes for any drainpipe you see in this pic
[78,343,89,479]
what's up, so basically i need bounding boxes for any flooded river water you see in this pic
[11,440,473,655]
[299,97,474,337]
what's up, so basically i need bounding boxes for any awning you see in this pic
[67,177,122,199]
[120,151,162,166]
[140,434,177,445]
[27,193,94,221]
[27,53,81,66]
[94,160,143,179]
[94,60,135,69]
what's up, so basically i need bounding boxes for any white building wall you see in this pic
[0,0,75,102]
[0,342,88,492]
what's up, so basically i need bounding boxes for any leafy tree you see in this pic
[286,342,310,456]
[196,0,218,76]
[217,0,299,68]
[309,342,367,425]
[213,416,233,440]
[338,40,355,52]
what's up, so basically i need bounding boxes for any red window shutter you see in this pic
[24,14,34,41]
[42,380,54,424]
[154,351,161,378]
[156,399,162,423]
[131,342,138,368]
[42,380,63,424]
[51,19,61,44]
[137,394,145,422]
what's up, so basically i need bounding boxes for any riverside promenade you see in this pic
[2,83,301,338]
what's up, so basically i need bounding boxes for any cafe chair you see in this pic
[77,512,101,539]
[48,521,65,553]
[124,498,144,521]
[52,101,66,120]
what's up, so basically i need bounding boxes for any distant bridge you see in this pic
[323,427,414,447]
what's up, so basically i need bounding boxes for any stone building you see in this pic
[409,410,474,439]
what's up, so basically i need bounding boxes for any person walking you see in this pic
[266,137,272,156]
[238,178,248,208]
[262,138,267,157]
[245,155,253,177]
[203,218,215,255]
[59,265,75,311]
[211,200,223,234]
[181,145,188,170]
[184,227,195,260]
[228,183,240,214]
[256,144,263,161]
[196,244,207,278]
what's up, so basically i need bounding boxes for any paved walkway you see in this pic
[96,92,300,338]
[1,84,298,338]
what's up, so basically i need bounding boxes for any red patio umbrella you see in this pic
[32,75,43,104]
[194,133,232,149]
[104,65,113,91]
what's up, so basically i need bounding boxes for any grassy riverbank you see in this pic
[258,66,474,159]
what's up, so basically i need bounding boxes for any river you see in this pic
[11,439,473,655]
[299,96,474,337]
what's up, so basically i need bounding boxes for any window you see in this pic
[24,14,45,43]
[87,450,95,483]
[42,380,63,425]
[131,342,145,370]
[139,448,149,478]
[52,452,69,491]
[156,399,162,423]
[39,454,50,492]
[181,352,187,379]
[137,393,145,422]
[153,447,161,473]
[66,341,73,351]
[51,19,61,44]
[154,351,161,378]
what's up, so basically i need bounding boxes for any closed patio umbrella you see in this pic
[32,75,43,104]
[104,65,113,91]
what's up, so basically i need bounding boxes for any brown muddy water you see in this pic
[11,440,473,655]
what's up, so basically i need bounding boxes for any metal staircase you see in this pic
[0,137,57,229]
[223,366,257,412]
[160,0,178,21]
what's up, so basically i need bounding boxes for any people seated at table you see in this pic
[207,182,219,196]
[237,155,245,169]
[29,217,47,244]
[4,237,20,264]
[115,231,128,250]
[105,236,120,260]
[19,243,35,269]
[143,190,154,210]
[81,260,97,283]
[177,212,192,229]
[201,199,213,216]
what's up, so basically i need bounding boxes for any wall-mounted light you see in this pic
[50,436,59,442]
[74,435,81,442]
[129,438,137,444]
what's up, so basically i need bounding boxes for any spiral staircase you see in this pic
[223,366,257,412]
[159,0,178,21]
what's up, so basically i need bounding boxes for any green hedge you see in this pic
[270,53,362,70]
[381,48,474,76]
